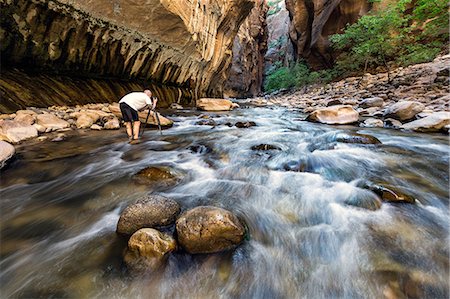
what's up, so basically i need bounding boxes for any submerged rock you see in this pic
[401,112,450,133]
[364,184,415,204]
[251,144,281,151]
[124,228,177,273]
[306,105,359,125]
[335,133,381,145]
[235,121,256,128]
[133,166,178,186]
[0,141,15,168]
[116,194,181,235]
[176,206,246,254]
[195,119,217,126]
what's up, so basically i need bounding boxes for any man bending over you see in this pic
[119,89,157,142]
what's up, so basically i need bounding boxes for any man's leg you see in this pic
[132,121,141,140]
[125,122,133,139]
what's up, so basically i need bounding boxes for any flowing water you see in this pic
[0,106,449,298]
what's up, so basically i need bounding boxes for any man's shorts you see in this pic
[120,102,139,122]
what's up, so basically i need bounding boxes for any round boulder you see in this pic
[176,206,246,254]
[124,228,177,272]
[132,166,179,186]
[116,194,181,235]
[306,105,359,125]
[335,133,381,145]
[383,101,425,121]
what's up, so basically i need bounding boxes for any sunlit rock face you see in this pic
[223,0,268,98]
[285,0,371,69]
[0,0,255,112]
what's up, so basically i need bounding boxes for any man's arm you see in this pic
[151,97,158,110]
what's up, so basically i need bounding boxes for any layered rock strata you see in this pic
[285,0,371,69]
[1,0,255,111]
[223,0,268,98]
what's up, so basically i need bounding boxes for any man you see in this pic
[119,89,157,143]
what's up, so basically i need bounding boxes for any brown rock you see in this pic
[335,133,381,144]
[369,185,415,204]
[90,124,102,130]
[383,101,425,121]
[14,113,36,125]
[251,144,281,151]
[306,105,359,124]
[176,206,246,254]
[197,98,235,111]
[132,166,178,186]
[401,112,450,132]
[123,228,177,272]
[235,121,256,128]
[360,118,384,128]
[0,120,38,143]
[36,114,70,131]
[384,118,403,129]
[0,141,15,168]
[103,117,120,130]
[359,97,384,108]
[76,114,95,129]
[116,194,180,235]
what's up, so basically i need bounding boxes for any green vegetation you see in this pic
[264,62,339,92]
[267,0,283,16]
[330,0,448,74]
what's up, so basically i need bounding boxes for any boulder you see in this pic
[132,166,178,185]
[306,105,359,125]
[14,113,35,125]
[116,194,180,235]
[76,114,95,129]
[123,228,177,272]
[0,120,38,143]
[359,97,384,108]
[251,144,281,151]
[326,99,343,107]
[384,118,403,129]
[195,119,217,126]
[176,206,246,254]
[401,112,450,133]
[0,141,15,168]
[196,98,235,111]
[360,118,384,128]
[103,117,120,129]
[383,101,425,121]
[368,185,415,204]
[35,114,70,131]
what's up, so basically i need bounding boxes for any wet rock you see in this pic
[0,120,38,143]
[176,206,246,254]
[384,118,403,129]
[197,98,235,111]
[195,119,217,126]
[335,133,381,145]
[359,97,384,108]
[383,101,425,121]
[51,133,66,142]
[367,185,415,204]
[235,121,256,128]
[103,117,120,129]
[326,99,342,106]
[133,166,178,185]
[283,160,308,172]
[170,103,184,110]
[251,144,281,151]
[0,141,15,168]
[401,112,450,133]
[116,194,181,235]
[343,192,382,211]
[306,105,359,125]
[188,144,212,154]
[360,118,384,128]
[123,228,177,273]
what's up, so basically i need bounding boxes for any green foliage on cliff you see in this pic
[264,62,338,92]
[330,0,448,74]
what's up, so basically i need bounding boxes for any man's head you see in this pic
[144,89,152,97]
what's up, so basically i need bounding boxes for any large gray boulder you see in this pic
[176,206,246,254]
[306,105,359,125]
[401,112,450,132]
[383,101,425,121]
[116,194,180,235]
[0,120,38,143]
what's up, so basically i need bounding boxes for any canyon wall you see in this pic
[0,0,255,112]
[223,0,268,98]
[285,0,371,69]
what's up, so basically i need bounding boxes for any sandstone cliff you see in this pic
[223,0,268,98]
[0,0,255,112]
[285,0,371,69]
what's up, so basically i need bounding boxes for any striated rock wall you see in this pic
[285,0,371,69]
[0,0,255,112]
[223,0,268,98]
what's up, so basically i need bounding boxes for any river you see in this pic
[1,105,449,298]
